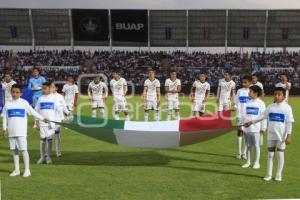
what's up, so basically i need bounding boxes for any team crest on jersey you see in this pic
[223,82,232,91]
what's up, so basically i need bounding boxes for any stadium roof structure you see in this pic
[1,9,300,51]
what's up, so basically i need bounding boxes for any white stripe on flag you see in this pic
[124,120,179,132]
[113,129,180,148]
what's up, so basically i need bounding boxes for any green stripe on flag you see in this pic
[71,115,125,129]
[60,115,125,144]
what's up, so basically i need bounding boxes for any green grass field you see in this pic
[0,96,299,200]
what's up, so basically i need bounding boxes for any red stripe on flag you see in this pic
[179,110,233,132]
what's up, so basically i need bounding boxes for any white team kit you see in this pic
[35,94,60,139]
[165,78,181,110]
[235,88,251,124]
[2,98,44,150]
[62,83,79,110]
[192,80,210,112]
[1,80,17,103]
[261,102,294,150]
[241,98,267,147]
[144,78,160,110]
[110,78,128,111]
[251,81,264,90]
[52,92,69,125]
[218,79,236,111]
[275,82,291,102]
[88,81,108,108]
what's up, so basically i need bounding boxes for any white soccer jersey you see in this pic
[218,79,236,100]
[52,92,69,122]
[110,78,127,98]
[1,98,44,137]
[275,82,291,100]
[165,78,181,100]
[1,80,16,102]
[192,81,210,101]
[236,88,251,120]
[256,102,294,141]
[35,94,59,128]
[251,81,264,90]
[62,83,79,106]
[144,79,160,100]
[88,81,108,101]
[241,98,267,133]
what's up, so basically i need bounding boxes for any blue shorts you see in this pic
[32,92,42,107]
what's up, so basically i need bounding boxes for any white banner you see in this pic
[23,66,80,71]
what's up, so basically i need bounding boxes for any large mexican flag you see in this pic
[62,110,234,149]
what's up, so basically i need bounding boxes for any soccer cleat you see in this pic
[236,154,242,159]
[46,156,53,164]
[242,162,251,168]
[56,152,62,157]
[241,154,247,160]
[263,176,273,181]
[275,176,282,182]
[9,170,20,177]
[37,157,46,164]
[23,170,31,178]
[252,163,260,169]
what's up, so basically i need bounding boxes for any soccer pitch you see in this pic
[0,96,299,200]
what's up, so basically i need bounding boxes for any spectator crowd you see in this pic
[1,50,300,93]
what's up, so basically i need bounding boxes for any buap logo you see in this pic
[80,17,102,34]
[115,23,144,31]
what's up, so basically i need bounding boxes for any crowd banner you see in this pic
[23,66,80,71]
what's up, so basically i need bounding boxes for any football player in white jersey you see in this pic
[251,73,265,145]
[217,71,236,112]
[62,75,78,112]
[110,70,129,121]
[275,74,291,102]
[143,69,161,121]
[190,72,210,117]
[88,76,108,118]
[240,85,267,169]
[165,70,181,120]
[251,73,264,97]
[244,87,294,182]
[1,73,16,104]
[236,75,252,160]
[2,84,47,177]
[51,83,70,157]
[35,82,61,164]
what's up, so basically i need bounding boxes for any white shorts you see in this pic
[113,97,127,112]
[218,100,231,112]
[192,100,205,112]
[145,99,159,111]
[40,126,55,139]
[9,136,27,151]
[268,140,286,150]
[92,99,104,109]
[245,132,261,147]
[167,99,179,110]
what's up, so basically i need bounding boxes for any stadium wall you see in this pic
[2,9,300,50]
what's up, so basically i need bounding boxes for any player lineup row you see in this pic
[1,68,293,182]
